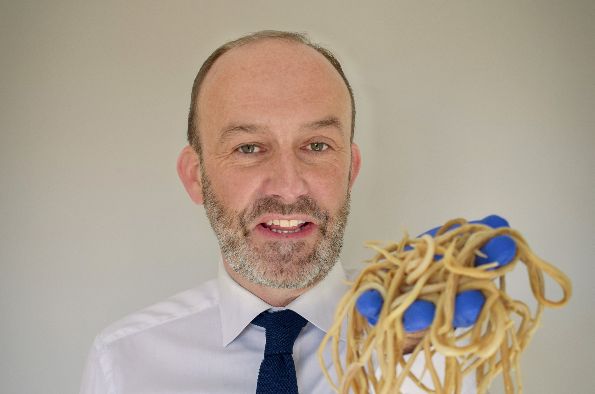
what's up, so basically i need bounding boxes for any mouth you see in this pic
[254,216,316,238]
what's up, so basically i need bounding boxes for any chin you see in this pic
[254,257,336,290]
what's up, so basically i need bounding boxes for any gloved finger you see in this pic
[453,290,486,328]
[474,235,517,268]
[356,289,383,325]
[420,214,510,239]
[403,299,436,332]
[470,214,510,229]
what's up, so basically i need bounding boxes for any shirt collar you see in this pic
[217,260,349,347]
[217,260,271,347]
[285,262,348,342]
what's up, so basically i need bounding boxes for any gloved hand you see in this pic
[356,289,485,331]
[355,215,515,332]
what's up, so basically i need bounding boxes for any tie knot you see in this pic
[252,310,308,355]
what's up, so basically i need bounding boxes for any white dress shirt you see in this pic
[80,261,476,393]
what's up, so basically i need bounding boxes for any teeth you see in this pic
[265,219,306,228]
[270,227,302,234]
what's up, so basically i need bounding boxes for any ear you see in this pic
[348,143,362,189]
[177,145,204,204]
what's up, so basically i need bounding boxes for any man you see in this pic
[178,30,360,309]
[80,31,469,394]
[80,30,360,394]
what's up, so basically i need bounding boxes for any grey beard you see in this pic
[200,170,350,289]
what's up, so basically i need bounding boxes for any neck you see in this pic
[223,262,312,307]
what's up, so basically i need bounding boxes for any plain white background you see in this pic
[1,1,593,393]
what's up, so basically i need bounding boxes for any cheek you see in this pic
[211,168,263,208]
[308,164,351,202]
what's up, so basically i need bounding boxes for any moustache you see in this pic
[242,195,329,225]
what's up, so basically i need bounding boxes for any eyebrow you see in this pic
[301,116,343,132]
[219,123,266,143]
[218,116,344,142]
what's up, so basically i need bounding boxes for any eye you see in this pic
[308,142,329,152]
[237,144,261,154]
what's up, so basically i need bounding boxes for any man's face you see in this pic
[195,39,360,289]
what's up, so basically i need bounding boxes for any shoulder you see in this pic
[95,278,219,347]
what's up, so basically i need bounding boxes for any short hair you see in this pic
[186,30,356,155]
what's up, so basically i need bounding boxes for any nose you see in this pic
[262,150,308,203]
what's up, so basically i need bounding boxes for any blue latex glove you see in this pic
[356,289,383,325]
[402,299,436,332]
[453,290,486,328]
[356,290,436,331]
[475,235,517,268]
[405,214,510,256]
[355,215,507,331]
[415,215,516,266]
[475,214,509,229]
[356,289,486,330]
[419,214,510,238]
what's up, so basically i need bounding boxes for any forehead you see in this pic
[197,39,351,133]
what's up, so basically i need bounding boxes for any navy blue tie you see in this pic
[252,309,308,394]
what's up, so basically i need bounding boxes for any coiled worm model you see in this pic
[318,215,572,394]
